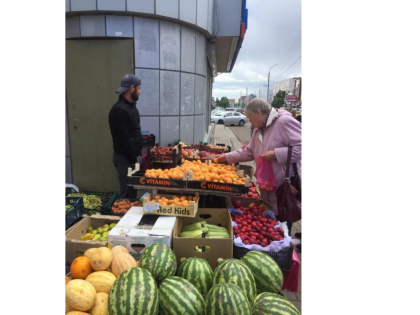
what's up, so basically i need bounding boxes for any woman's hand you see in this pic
[261,150,276,161]
[213,153,227,164]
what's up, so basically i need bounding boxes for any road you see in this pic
[229,122,253,145]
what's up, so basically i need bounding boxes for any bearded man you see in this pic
[108,74,142,198]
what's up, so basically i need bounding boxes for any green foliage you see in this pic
[271,90,287,109]
[219,97,230,109]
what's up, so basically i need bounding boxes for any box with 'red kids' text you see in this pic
[141,191,200,218]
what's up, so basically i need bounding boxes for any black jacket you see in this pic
[109,94,142,164]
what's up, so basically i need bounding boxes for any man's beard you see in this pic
[131,90,139,102]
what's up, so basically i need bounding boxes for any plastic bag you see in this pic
[229,208,291,252]
[254,155,277,192]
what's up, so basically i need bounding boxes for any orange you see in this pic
[65,276,69,285]
[70,256,93,280]
[154,195,161,200]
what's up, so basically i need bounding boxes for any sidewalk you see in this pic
[211,123,302,313]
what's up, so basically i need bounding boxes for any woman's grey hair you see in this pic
[245,98,271,115]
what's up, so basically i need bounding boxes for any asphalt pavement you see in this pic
[229,122,253,144]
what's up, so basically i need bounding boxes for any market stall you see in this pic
[65,143,301,315]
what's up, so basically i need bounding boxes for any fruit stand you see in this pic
[65,144,301,315]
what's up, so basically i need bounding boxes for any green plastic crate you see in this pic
[65,188,117,214]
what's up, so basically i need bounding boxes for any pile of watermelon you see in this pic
[105,243,300,315]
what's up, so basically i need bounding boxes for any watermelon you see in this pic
[252,292,301,315]
[213,259,257,302]
[242,251,284,294]
[158,276,205,315]
[108,267,158,315]
[177,257,214,298]
[138,243,177,284]
[205,283,251,315]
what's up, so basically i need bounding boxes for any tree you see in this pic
[219,97,229,109]
[215,97,220,108]
[271,90,287,109]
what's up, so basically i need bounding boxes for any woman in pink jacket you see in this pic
[216,98,301,233]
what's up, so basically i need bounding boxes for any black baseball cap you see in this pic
[115,74,141,93]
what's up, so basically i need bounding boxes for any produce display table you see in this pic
[65,137,302,314]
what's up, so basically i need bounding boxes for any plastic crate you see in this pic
[233,244,294,271]
[65,196,84,229]
[66,188,117,213]
[198,195,227,208]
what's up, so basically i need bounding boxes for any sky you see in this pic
[212,0,301,101]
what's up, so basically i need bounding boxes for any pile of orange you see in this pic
[144,160,246,184]
[183,160,245,184]
[145,164,191,179]
[148,194,198,206]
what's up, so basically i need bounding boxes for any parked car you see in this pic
[211,111,249,126]
[236,108,245,114]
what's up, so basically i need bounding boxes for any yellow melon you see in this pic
[111,253,137,277]
[90,247,113,271]
[110,245,128,257]
[85,271,116,294]
[65,302,73,314]
[65,279,96,311]
[66,312,90,315]
[84,248,97,260]
[88,292,108,315]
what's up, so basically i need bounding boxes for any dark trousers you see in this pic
[112,154,138,198]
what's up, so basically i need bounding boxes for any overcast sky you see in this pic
[212,0,301,101]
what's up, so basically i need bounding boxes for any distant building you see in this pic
[238,96,246,107]
[273,78,295,97]
[258,84,268,101]
[228,99,235,107]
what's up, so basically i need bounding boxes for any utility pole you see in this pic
[246,82,253,106]
[267,63,278,102]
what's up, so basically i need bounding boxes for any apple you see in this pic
[233,200,242,209]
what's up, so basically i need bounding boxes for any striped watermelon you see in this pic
[138,243,177,284]
[158,276,205,315]
[252,292,300,315]
[242,251,284,294]
[213,258,236,274]
[205,283,251,315]
[177,257,214,298]
[213,259,257,302]
[108,267,158,315]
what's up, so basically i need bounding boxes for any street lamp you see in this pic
[245,82,253,106]
[267,63,278,102]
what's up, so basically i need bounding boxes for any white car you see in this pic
[211,111,249,126]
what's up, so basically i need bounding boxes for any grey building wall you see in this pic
[66,14,210,147]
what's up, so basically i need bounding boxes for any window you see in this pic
[225,113,233,117]
[234,113,241,116]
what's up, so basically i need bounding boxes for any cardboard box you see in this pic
[172,208,233,270]
[142,192,199,217]
[65,214,88,235]
[108,207,176,260]
[236,164,254,178]
[65,214,121,265]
